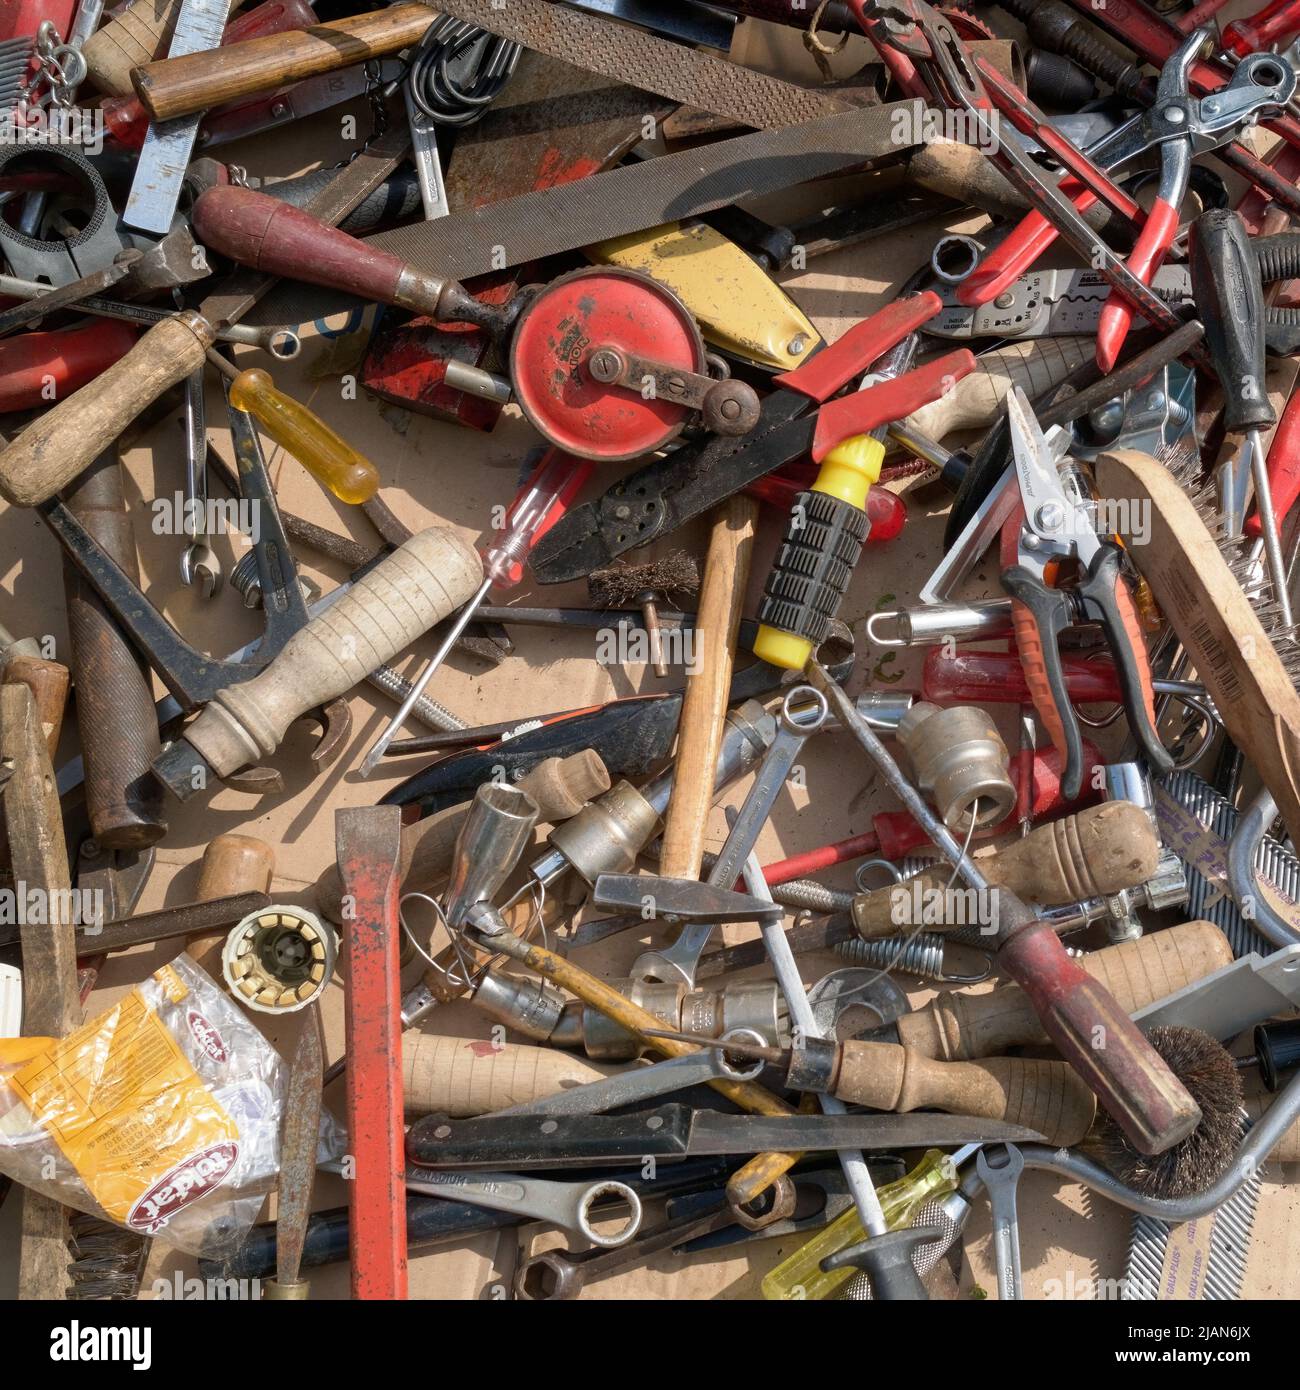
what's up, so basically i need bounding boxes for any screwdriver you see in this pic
[760,1147,965,1302]
[1221,0,1300,57]
[1190,209,1292,625]
[206,353,379,504]
[752,335,916,670]
[357,450,594,775]
[642,1029,1098,1147]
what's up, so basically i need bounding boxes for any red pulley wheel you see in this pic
[508,265,708,463]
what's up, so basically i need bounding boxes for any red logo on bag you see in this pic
[186,1009,228,1063]
[126,1142,239,1233]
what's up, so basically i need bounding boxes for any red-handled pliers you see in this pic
[959,27,1294,370]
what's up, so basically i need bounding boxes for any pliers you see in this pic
[957,27,1294,371]
[1001,387,1173,801]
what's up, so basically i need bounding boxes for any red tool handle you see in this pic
[498,450,594,587]
[0,321,139,413]
[1223,0,1300,55]
[810,349,976,462]
[958,183,1098,307]
[1246,382,1300,539]
[923,646,1125,706]
[773,291,942,404]
[998,915,1201,1155]
[1095,197,1181,371]
[193,185,411,308]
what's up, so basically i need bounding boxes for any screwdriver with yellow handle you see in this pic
[207,352,379,504]
[762,1147,964,1301]
[753,334,966,670]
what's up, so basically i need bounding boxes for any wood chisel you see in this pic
[124,0,235,234]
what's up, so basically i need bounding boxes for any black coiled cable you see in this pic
[405,16,522,127]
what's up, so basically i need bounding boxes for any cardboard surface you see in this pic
[3,11,1299,1303]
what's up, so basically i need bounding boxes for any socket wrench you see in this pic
[629,686,828,988]
[403,1169,643,1247]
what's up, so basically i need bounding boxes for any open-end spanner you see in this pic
[180,369,222,597]
[402,1170,643,1248]
[623,685,829,988]
[976,1143,1025,1301]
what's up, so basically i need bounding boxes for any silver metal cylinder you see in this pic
[544,780,660,886]
[472,970,567,1043]
[865,598,1014,648]
[896,701,1016,831]
[445,782,540,925]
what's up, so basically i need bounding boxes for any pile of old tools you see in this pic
[8,0,1300,1309]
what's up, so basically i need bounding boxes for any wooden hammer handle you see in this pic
[132,2,432,120]
[0,313,215,507]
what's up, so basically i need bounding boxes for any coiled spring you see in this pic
[835,932,990,985]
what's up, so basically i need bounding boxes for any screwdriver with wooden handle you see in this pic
[151,526,483,799]
[645,1029,1098,1148]
[0,315,381,508]
[191,185,512,338]
[851,800,1159,940]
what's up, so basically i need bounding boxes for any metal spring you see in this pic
[834,932,990,984]
[1159,770,1300,959]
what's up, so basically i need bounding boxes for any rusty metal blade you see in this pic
[248,100,924,325]
[274,1012,324,1289]
[420,0,847,128]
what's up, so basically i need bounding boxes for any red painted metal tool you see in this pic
[337,805,408,1301]
[0,321,139,413]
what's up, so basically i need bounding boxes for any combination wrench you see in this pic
[403,1169,643,1247]
[628,685,829,988]
[977,1143,1025,1300]
[498,1031,767,1116]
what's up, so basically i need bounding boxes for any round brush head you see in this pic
[1089,1025,1243,1200]
[588,553,700,608]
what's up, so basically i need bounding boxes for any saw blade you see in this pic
[249,98,926,327]
[124,0,235,234]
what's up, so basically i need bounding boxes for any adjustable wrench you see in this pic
[402,1170,642,1247]
[627,685,829,988]
[976,1143,1025,1301]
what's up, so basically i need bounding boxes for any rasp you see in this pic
[415,0,846,128]
[263,1012,325,1299]
[248,98,924,326]
[407,1102,1046,1170]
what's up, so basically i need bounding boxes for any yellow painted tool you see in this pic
[586,221,822,372]
[760,1148,960,1301]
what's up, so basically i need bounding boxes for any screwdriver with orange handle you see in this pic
[207,352,379,503]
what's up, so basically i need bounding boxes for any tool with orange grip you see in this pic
[1000,387,1172,802]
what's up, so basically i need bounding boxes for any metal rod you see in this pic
[1249,429,1294,627]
